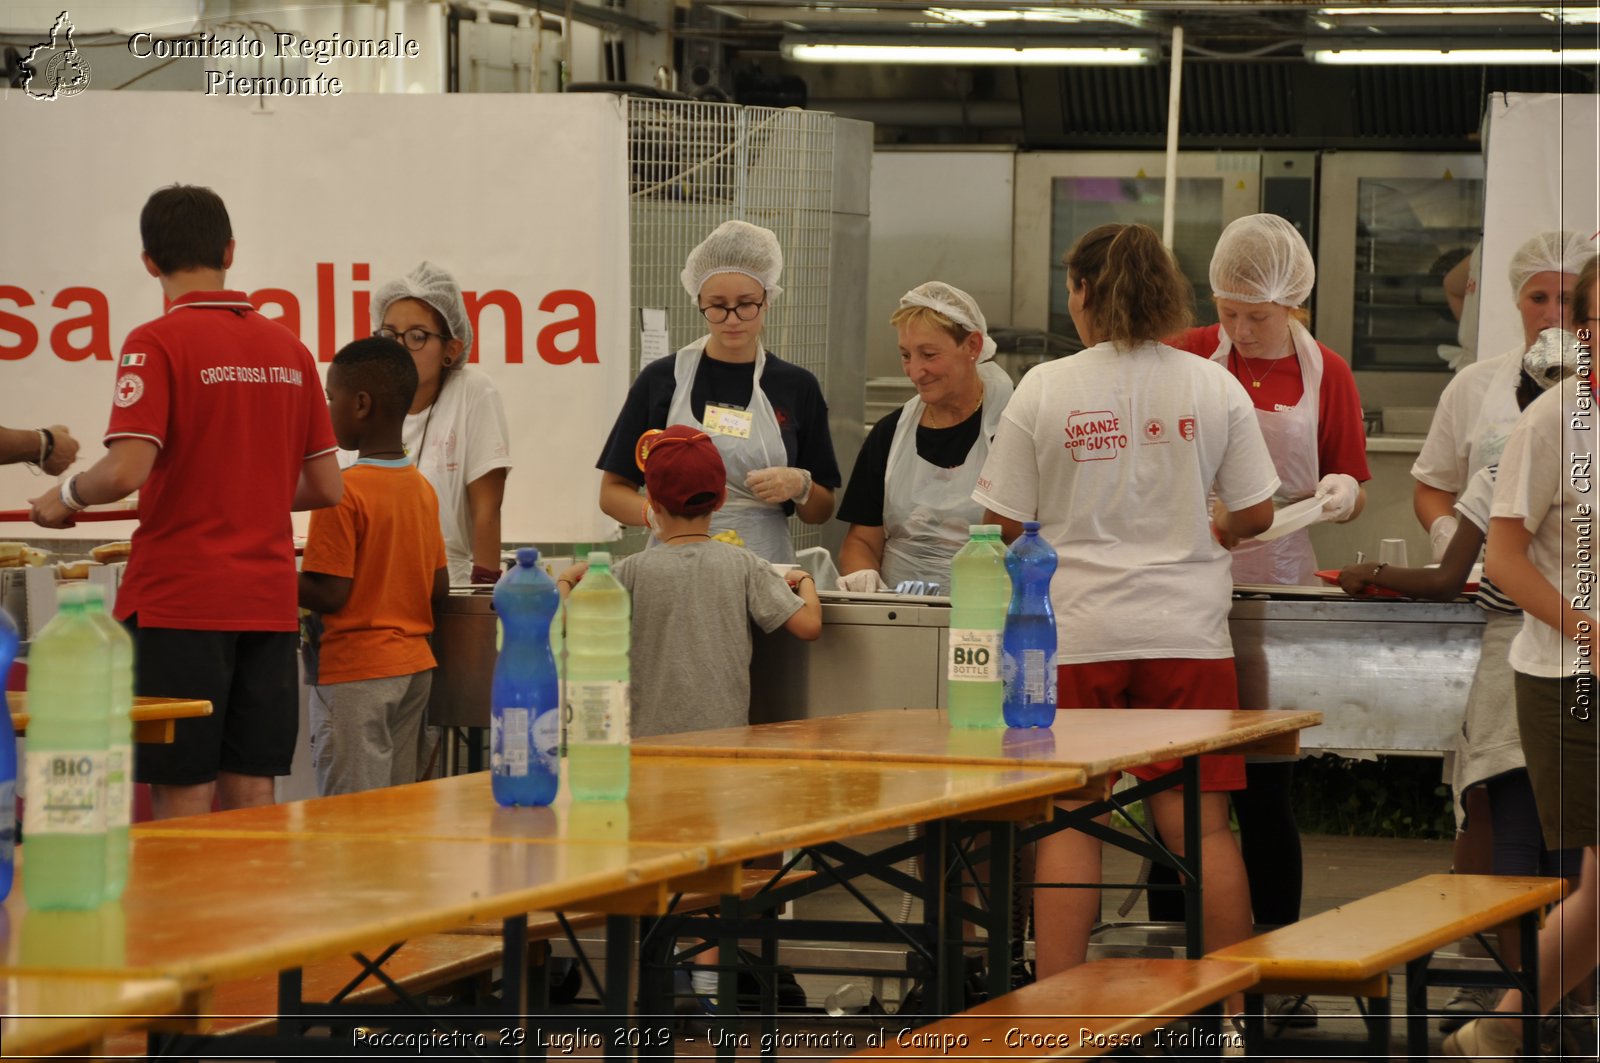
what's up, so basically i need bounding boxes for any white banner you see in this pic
[1479,93,1600,359]
[0,91,630,544]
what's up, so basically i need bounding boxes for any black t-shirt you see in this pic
[596,351,842,514]
[837,404,984,527]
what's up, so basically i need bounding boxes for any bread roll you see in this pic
[91,541,132,563]
[56,560,103,580]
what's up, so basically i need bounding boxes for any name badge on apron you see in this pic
[702,403,754,439]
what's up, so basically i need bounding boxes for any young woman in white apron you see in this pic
[1154,216,1371,1029]
[838,282,1011,592]
[596,221,839,562]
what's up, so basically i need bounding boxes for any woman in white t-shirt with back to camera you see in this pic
[368,261,512,586]
[973,222,1281,989]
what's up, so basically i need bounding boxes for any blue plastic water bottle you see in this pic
[490,548,561,807]
[0,606,18,902]
[1002,521,1058,728]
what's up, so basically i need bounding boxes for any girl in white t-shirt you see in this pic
[369,262,513,586]
[974,223,1281,985]
[1445,260,1600,1060]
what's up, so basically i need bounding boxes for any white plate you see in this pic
[1254,496,1324,542]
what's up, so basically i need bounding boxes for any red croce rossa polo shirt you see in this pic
[104,290,336,630]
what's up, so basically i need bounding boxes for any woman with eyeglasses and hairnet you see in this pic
[835,282,1013,593]
[366,261,512,586]
[596,220,842,564]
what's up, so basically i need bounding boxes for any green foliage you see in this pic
[1292,754,1455,839]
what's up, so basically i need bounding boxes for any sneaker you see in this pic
[1264,993,1318,1029]
[1439,985,1499,1033]
[1442,1016,1520,1062]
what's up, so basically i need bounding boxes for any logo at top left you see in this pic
[19,11,91,101]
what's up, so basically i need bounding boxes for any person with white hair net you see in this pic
[836,281,1013,592]
[1407,230,1593,1032]
[1153,215,1372,1025]
[596,220,841,563]
[1170,213,1372,586]
[1414,229,1592,562]
[367,260,512,586]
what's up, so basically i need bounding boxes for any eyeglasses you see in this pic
[374,326,447,351]
[698,301,765,324]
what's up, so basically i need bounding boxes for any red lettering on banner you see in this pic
[537,290,597,365]
[351,262,370,343]
[50,287,111,362]
[316,262,336,361]
[250,288,302,335]
[0,286,38,361]
[466,289,524,365]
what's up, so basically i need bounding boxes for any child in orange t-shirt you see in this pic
[300,338,448,795]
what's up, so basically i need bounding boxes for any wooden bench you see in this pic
[843,958,1258,1060]
[3,974,185,1059]
[1211,873,1568,1060]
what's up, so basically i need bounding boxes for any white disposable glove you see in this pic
[1314,472,1360,523]
[746,466,812,505]
[836,569,889,593]
[1429,514,1459,563]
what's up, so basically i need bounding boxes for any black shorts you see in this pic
[128,616,299,786]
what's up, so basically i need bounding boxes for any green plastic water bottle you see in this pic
[947,525,1009,729]
[564,552,631,801]
[22,585,112,910]
[81,586,132,900]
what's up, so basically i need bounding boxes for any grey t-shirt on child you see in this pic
[612,540,804,738]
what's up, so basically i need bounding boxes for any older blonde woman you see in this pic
[837,282,1012,592]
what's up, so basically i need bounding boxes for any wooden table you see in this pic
[1,974,183,1059]
[634,707,1324,1008]
[9,692,212,744]
[10,758,1088,1058]
[633,707,1321,781]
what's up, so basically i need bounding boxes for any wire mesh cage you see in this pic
[626,98,836,553]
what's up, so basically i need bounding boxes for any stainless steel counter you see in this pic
[750,590,1484,755]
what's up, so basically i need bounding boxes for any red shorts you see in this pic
[1057,658,1245,792]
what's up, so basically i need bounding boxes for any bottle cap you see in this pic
[1023,521,1041,533]
[57,584,90,608]
[515,547,541,567]
[588,551,612,569]
[81,585,107,606]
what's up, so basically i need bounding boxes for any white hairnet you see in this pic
[1209,214,1316,308]
[680,220,784,302]
[371,261,474,358]
[899,281,998,361]
[1507,230,1593,298]
[1524,327,1580,389]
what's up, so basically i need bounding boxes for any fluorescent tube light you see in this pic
[925,7,1146,28]
[1316,6,1550,14]
[781,41,1155,64]
[1307,46,1600,63]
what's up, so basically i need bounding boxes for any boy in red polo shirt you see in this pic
[31,184,343,820]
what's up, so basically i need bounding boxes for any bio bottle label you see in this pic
[567,681,630,744]
[106,744,132,826]
[23,750,107,835]
[948,629,1001,682]
[495,707,531,777]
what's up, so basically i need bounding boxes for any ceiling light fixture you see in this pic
[1307,45,1600,64]
[1315,5,1552,14]
[924,7,1146,28]
[780,40,1155,65]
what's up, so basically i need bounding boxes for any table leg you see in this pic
[984,823,1015,1001]
[1520,909,1541,1060]
[606,914,637,1063]
[1181,755,1204,959]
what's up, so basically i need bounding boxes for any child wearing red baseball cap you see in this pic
[558,425,820,740]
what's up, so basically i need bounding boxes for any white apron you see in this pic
[1464,343,1526,478]
[665,338,796,564]
[880,391,1007,590]
[1213,321,1324,586]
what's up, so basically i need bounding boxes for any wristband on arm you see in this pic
[60,474,88,512]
